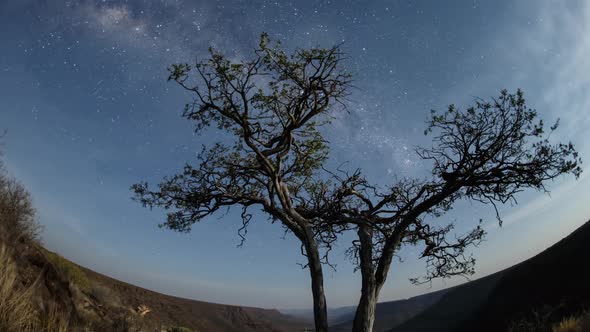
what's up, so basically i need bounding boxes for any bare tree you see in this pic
[309,90,582,331]
[131,33,350,332]
[0,134,39,245]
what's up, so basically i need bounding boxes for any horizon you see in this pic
[1,0,590,309]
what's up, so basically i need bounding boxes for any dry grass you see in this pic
[0,243,73,332]
[0,158,72,331]
[39,304,70,332]
[0,244,39,331]
[553,316,582,332]
[552,312,590,332]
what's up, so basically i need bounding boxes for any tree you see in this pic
[132,33,582,332]
[310,90,582,331]
[131,33,350,332]
[0,134,39,245]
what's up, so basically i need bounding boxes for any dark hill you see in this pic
[387,269,507,331]
[390,219,590,332]
[459,219,590,331]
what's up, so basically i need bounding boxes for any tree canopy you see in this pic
[132,34,582,332]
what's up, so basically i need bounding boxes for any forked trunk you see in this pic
[352,224,379,332]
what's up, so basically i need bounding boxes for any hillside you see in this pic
[0,163,312,331]
[459,219,590,331]
[2,237,311,331]
[3,158,589,332]
[387,268,507,331]
[390,219,590,332]
[75,259,311,331]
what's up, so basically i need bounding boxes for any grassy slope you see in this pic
[75,260,311,332]
[1,237,310,331]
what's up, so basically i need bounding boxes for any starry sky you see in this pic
[1,0,590,309]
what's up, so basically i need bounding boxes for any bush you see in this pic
[0,162,40,245]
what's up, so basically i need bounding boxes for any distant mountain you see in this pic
[390,219,590,332]
[282,288,448,331]
[281,306,357,325]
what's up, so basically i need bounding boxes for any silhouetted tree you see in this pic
[132,33,582,332]
[132,33,350,332]
[310,90,582,331]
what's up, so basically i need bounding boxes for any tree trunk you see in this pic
[305,238,329,332]
[352,224,378,332]
[352,281,378,332]
[275,181,329,332]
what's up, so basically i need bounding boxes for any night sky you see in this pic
[1,0,590,309]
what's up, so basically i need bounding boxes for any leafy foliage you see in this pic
[420,89,582,225]
[132,32,352,332]
[309,89,582,286]
[133,33,351,246]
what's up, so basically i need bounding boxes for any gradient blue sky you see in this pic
[1,0,590,309]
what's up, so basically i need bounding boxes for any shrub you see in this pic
[0,167,40,245]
